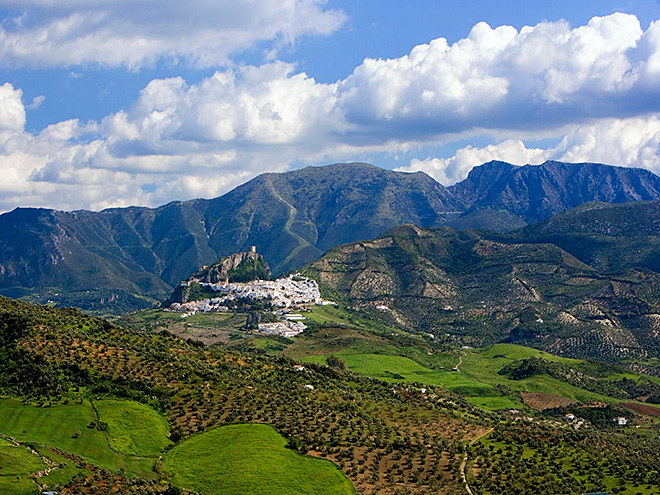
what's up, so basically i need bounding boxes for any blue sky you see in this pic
[0,0,659,211]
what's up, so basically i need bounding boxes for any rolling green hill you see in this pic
[163,424,354,495]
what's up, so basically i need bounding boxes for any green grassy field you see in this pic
[466,396,518,410]
[117,308,247,332]
[295,337,660,412]
[116,308,185,327]
[458,344,616,404]
[95,399,171,457]
[301,305,353,326]
[0,398,157,477]
[0,436,46,495]
[302,305,410,337]
[302,352,516,410]
[182,311,247,328]
[303,352,446,383]
[163,424,355,495]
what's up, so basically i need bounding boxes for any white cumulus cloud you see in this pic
[1,13,660,212]
[0,0,346,68]
[0,83,26,131]
[339,13,660,139]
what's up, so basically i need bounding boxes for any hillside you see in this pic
[2,160,660,314]
[3,295,660,494]
[0,294,486,495]
[513,201,660,273]
[302,213,660,369]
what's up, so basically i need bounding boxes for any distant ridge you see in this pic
[449,160,660,225]
[2,160,660,313]
[0,162,463,312]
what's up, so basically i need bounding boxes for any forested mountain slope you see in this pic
[303,202,660,368]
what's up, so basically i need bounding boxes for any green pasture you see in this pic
[302,352,439,383]
[303,305,406,336]
[163,423,355,495]
[182,311,247,328]
[288,332,391,359]
[302,305,353,326]
[95,399,171,457]
[458,345,616,403]
[466,396,518,410]
[118,308,247,332]
[295,341,660,411]
[118,308,185,326]
[302,352,513,409]
[0,398,158,477]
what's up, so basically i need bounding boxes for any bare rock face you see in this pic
[196,249,269,284]
[450,160,660,225]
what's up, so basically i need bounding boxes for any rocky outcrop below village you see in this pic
[167,247,271,304]
[193,247,271,284]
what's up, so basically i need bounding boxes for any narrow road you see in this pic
[460,428,493,495]
[265,177,316,271]
[455,353,464,372]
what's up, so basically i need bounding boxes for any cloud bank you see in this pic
[0,0,346,68]
[1,13,660,211]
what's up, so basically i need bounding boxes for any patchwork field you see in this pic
[521,392,576,410]
[163,424,355,495]
[621,402,660,417]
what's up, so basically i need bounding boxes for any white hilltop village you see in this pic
[169,263,336,338]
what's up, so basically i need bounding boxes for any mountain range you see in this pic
[2,160,660,313]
